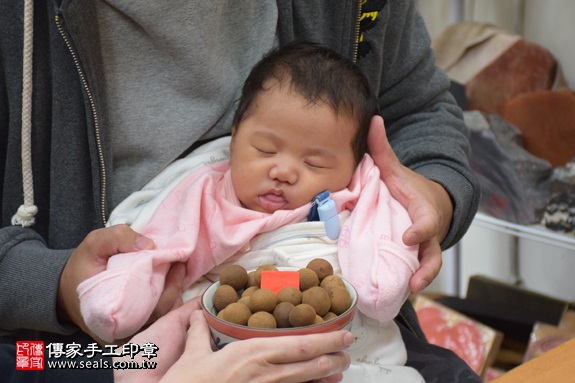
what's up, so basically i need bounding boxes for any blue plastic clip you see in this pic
[308,190,340,240]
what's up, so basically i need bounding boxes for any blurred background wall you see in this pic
[415,0,575,301]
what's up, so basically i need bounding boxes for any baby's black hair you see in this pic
[231,41,379,165]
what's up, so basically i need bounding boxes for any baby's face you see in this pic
[230,83,357,213]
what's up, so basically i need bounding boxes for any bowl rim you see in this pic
[200,266,358,338]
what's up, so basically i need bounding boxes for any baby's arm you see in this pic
[337,157,419,322]
[77,246,199,342]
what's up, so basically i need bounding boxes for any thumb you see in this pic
[91,225,155,264]
[185,309,215,356]
[367,115,401,180]
[147,263,186,324]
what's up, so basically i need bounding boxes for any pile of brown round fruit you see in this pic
[213,259,352,329]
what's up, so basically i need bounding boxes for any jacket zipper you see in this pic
[352,0,362,63]
[55,15,108,226]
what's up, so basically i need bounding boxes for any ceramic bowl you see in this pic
[201,267,358,349]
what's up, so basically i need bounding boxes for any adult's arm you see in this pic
[0,225,184,342]
[369,1,480,249]
[0,226,75,334]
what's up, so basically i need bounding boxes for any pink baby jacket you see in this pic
[78,154,419,342]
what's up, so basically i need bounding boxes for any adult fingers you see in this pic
[321,373,345,383]
[114,300,203,383]
[367,115,402,179]
[368,116,436,245]
[409,238,442,293]
[219,337,351,383]
[82,225,155,263]
[143,298,203,348]
[368,115,453,247]
[402,205,439,247]
[304,374,345,383]
[147,262,186,324]
[150,299,202,342]
[250,330,354,365]
[184,306,215,356]
[263,352,350,383]
[171,325,352,383]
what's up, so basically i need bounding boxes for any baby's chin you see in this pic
[238,199,273,213]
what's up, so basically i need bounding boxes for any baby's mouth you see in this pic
[258,191,289,212]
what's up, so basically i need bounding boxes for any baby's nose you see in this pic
[269,162,298,184]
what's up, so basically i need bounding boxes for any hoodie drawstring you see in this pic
[12,0,37,227]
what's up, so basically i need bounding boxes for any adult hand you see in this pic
[113,299,201,383]
[368,116,453,293]
[157,298,353,383]
[57,224,186,343]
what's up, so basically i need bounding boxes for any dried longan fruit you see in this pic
[248,311,277,328]
[320,275,345,292]
[306,259,334,281]
[219,264,248,291]
[298,268,319,291]
[241,286,259,298]
[302,286,331,317]
[314,315,324,324]
[238,296,251,307]
[253,264,278,287]
[246,271,258,288]
[328,286,352,315]
[249,288,277,313]
[322,312,338,321]
[273,301,295,328]
[220,302,252,325]
[289,303,316,327]
[276,286,302,306]
[213,284,238,312]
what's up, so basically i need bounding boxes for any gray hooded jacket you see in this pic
[0,0,479,360]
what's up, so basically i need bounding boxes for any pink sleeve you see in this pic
[77,163,228,341]
[335,156,419,322]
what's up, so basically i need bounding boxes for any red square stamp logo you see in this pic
[15,341,44,370]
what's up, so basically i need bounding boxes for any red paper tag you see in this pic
[260,271,300,294]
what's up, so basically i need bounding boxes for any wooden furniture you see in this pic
[492,337,575,382]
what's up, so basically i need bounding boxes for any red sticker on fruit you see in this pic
[260,271,300,294]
